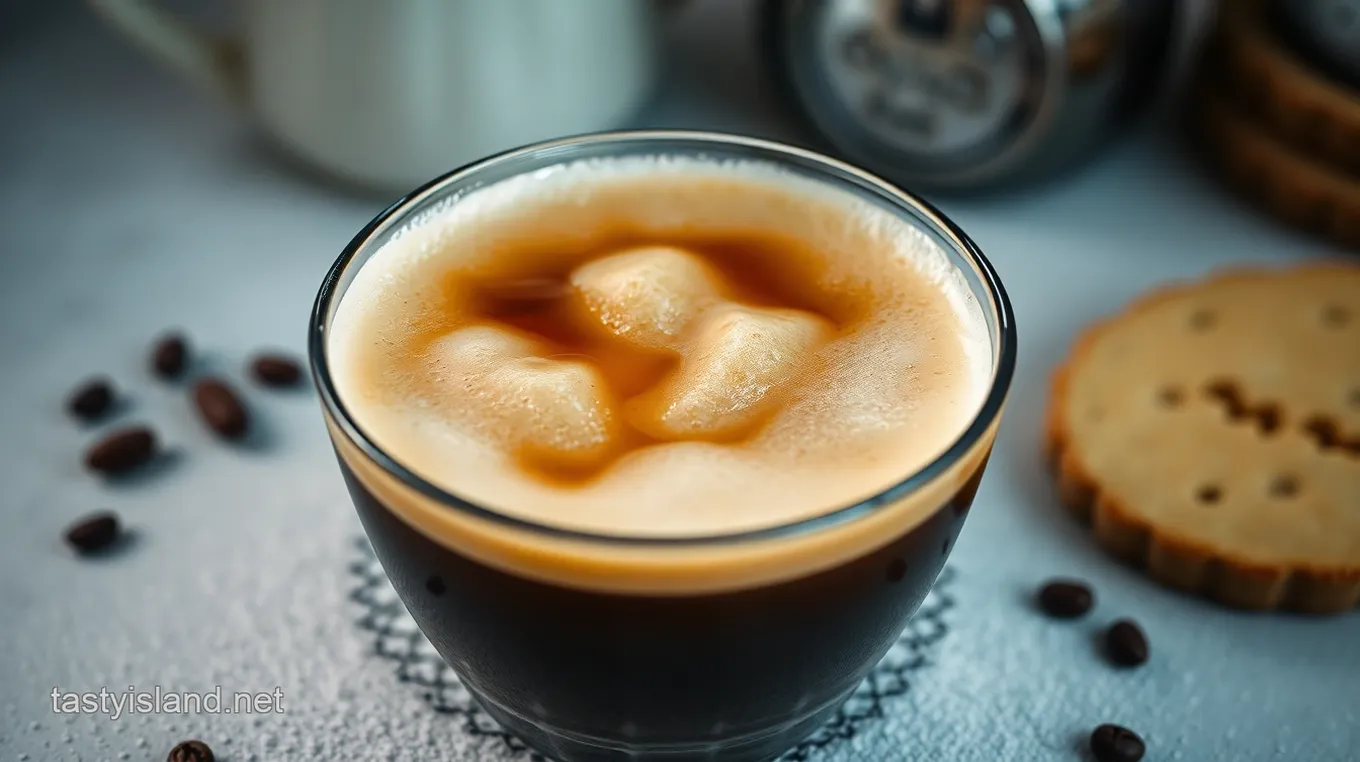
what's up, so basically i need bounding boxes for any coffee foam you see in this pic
[328,156,993,547]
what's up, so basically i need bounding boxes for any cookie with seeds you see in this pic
[1046,264,1360,613]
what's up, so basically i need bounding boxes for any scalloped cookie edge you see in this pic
[1045,264,1360,614]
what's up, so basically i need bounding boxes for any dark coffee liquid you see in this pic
[341,451,989,762]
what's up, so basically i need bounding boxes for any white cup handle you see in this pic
[88,0,246,106]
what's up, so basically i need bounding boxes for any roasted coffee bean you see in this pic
[1090,723,1145,762]
[250,353,303,388]
[167,739,214,762]
[67,378,114,422]
[151,332,189,379]
[64,512,120,553]
[1036,579,1094,618]
[84,426,157,474]
[1105,619,1150,667]
[193,377,249,440]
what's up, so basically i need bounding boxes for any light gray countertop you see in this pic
[1,2,1356,761]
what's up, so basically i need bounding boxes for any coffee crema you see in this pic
[328,156,992,538]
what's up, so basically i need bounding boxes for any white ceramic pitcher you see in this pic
[90,0,683,190]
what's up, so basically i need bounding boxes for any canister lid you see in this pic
[763,0,1064,190]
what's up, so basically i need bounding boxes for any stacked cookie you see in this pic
[1192,0,1360,248]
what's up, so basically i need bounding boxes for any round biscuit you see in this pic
[1047,264,1360,613]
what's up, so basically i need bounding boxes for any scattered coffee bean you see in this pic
[250,353,302,388]
[1090,723,1145,762]
[151,332,189,379]
[67,378,114,422]
[1036,579,1094,618]
[1105,619,1150,667]
[84,426,157,475]
[167,739,214,762]
[193,377,249,440]
[64,512,120,553]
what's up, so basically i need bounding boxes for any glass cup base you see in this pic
[467,680,855,762]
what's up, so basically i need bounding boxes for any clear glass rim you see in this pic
[308,130,1017,548]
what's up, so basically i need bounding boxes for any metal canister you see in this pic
[762,0,1183,192]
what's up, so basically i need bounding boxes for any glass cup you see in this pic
[309,132,1016,762]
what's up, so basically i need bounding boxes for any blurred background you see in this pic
[1,0,1357,760]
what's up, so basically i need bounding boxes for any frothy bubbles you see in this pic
[628,303,832,441]
[328,155,993,537]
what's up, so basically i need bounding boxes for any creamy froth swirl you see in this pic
[327,155,993,541]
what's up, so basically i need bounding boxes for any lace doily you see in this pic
[348,538,957,760]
